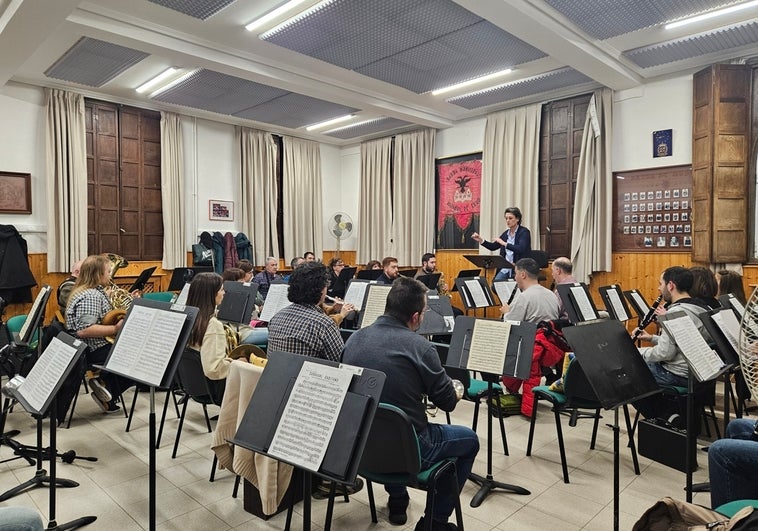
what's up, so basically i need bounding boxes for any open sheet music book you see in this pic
[344,279,370,311]
[711,309,741,355]
[599,285,631,321]
[8,333,86,416]
[467,320,511,374]
[659,311,726,382]
[17,285,52,345]
[258,283,292,322]
[493,280,519,306]
[359,284,392,328]
[106,304,188,387]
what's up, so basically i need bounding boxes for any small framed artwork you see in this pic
[209,199,234,221]
[0,171,32,214]
[653,129,673,158]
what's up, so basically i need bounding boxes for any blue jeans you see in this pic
[493,268,512,281]
[385,422,479,521]
[632,362,688,419]
[709,418,758,508]
[0,507,43,531]
[646,362,688,387]
[240,328,269,345]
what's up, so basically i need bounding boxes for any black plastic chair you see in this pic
[526,357,640,483]
[351,403,464,531]
[124,382,181,449]
[172,348,225,480]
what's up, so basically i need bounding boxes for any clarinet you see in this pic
[632,295,663,340]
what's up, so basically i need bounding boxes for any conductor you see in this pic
[472,206,531,281]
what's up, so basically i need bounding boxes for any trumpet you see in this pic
[632,294,663,341]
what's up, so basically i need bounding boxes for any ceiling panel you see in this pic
[323,117,415,140]
[233,93,358,130]
[44,37,149,87]
[147,0,236,20]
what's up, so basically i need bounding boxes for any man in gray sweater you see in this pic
[342,277,479,531]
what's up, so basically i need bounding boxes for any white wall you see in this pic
[435,117,486,158]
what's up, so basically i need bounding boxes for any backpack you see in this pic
[633,497,758,531]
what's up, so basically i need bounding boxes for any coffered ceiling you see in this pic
[2,0,757,145]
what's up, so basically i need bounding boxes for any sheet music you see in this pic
[570,285,597,321]
[466,319,510,374]
[19,285,51,343]
[493,281,519,306]
[344,280,369,311]
[17,336,79,413]
[268,362,352,471]
[630,291,650,316]
[712,310,740,353]
[106,305,187,386]
[729,296,746,318]
[175,283,191,305]
[464,279,489,307]
[360,285,392,328]
[606,288,629,321]
[661,313,725,382]
[258,284,292,322]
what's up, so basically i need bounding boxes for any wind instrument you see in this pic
[102,253,133,342]
[632,294,663,341]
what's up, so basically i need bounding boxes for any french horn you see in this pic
[102,253,133,342]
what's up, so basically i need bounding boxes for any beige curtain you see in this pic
[480,104,541,253]
[358,137,393,263]
[45,89,88,273]
[392,128,436,265]
[571,88,613,283]
[238,127,278,265]
[282,136,323,262]
[160,112,184,269]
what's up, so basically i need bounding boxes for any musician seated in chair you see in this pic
[632,266,711,418]
[65,254,126,414]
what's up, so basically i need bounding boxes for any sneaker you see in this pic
[88,377,112,403]
[388,494,409,525]
[91,393,121,414]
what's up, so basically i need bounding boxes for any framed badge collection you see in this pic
[613,165,692,253]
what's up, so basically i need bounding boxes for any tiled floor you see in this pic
[0,389,719,530]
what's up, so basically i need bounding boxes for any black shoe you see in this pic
[388,494,409,525]
[415,517,458,531]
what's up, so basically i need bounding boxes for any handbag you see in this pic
[192,243,213,266]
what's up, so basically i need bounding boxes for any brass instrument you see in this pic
[452,379,465,401]
[103,254,133,342]
[227,343,267,367]
[223,322,240,356]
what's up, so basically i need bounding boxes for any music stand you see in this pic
[450,269,481,292]
[357,284,392,328]
[446,316,533,506]
[337,266,357,284]
[623,289,651,323]
[166,266,213,292]
[217,281,259,325]
[128,266,157,293]
[416,273,441,290]
[599,285,632,322]
[257,283,292,323]
[719,293,746,320]
[416,293,455,336]
[356,269,382,281]
[231,350,386,531]
[453,277,496,317]
[701,308,741,434]
[562,320,660,531]
[556,283,600,323]
[398,268,416,278]
[1,332,96,530]
[492,279,519,306]
[463,255,513,285]
[102,297,198,530]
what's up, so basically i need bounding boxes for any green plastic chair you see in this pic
[142,291,175,302]
[716,499,758,517]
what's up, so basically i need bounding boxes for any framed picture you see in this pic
[0,171,31,214]
[209,200,234,221]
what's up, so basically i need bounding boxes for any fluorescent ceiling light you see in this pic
[136,68,178,93]
[245,0,312,32]
[260,0,336,39]
[306,114,352,131]
[665,0,758,29]
[323,118,377,134]
[149,69,198,98]
[431,69,513,96]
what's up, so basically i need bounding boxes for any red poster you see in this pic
[436,153,481,249]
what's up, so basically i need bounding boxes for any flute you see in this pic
[632,294,663,340]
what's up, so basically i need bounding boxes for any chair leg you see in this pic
[708,405,721,439]
[701,406,712,438]
[324,482,337,531]
[628,408,641,447]
[497,407,508,456]
[65,376,87,429]
[202,404,212,432]
[366,480,377,523]
[589,408,601,450]
[172,398,189,458]
[156,388,172,449]
[553,407,569,484]
[445,411,451,424]
[526,396,539,456]
[232,475,241,498]
[209,454,218,482]
[471,401,479,433]
[125,387,140,432]
[623,404,641,475]
[450,469,464,531]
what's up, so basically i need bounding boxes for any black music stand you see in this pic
[357,284,392,328]
[719,293,746,320]
[492,279,519,306]
[1,332,96,530]
[623,289,652,324]
[446,316,533,507]
[562,320,660,531]
[356,269,383,281]
[599,285,632,322]
[128,266,157,293]
[463,255,513,285]
[701,308,740,435]
[231,350,386,531]
[166,266,213,292]
[416,273,442,290]
[450,269,481,292]
[453,277,496,318]
[102,298,198,531]
[217,281,258,325]
[556,282,600,323]
[416,292,455,336]
[657,312,730,503]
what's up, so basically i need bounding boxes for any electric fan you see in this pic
[327,212,354,255]
[738,288,758,401]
